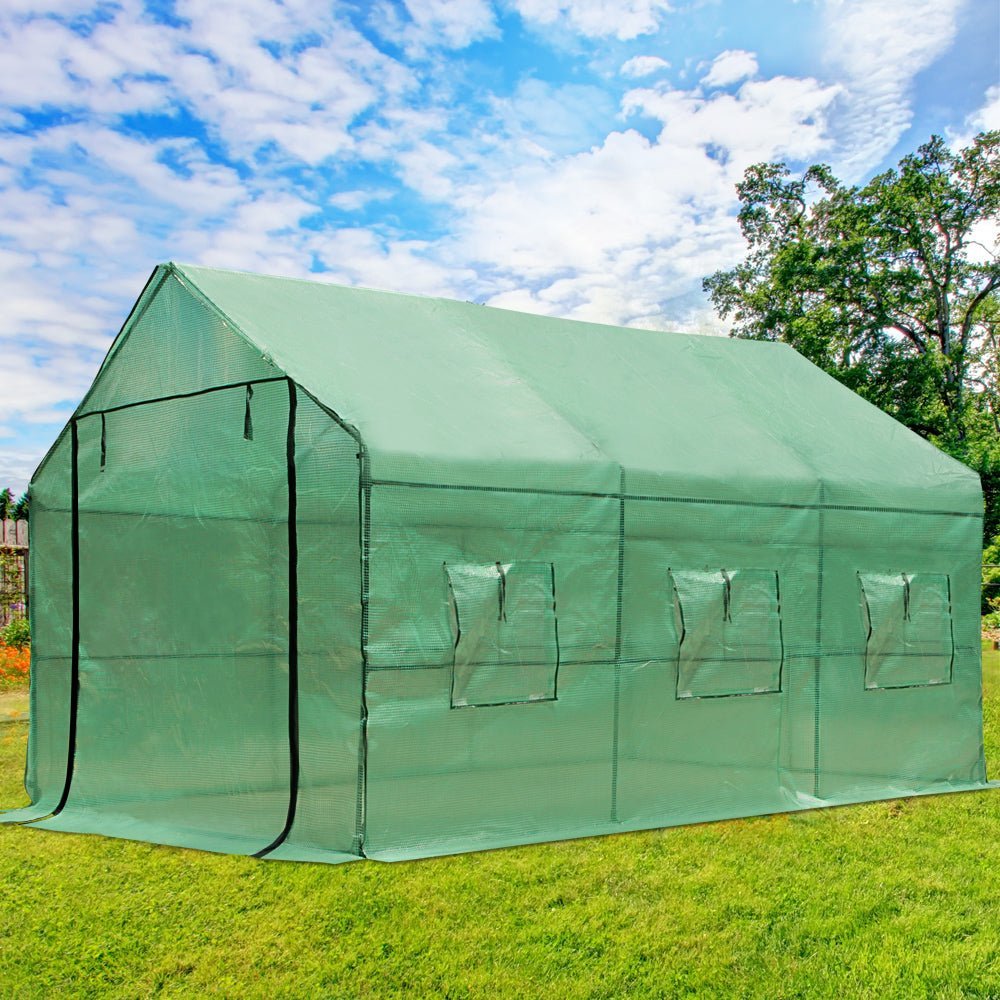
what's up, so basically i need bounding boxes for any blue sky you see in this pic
[1,0,998,494]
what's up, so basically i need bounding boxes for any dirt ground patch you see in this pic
[0,689,28,720]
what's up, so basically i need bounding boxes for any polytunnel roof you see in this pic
[170,262,981,514]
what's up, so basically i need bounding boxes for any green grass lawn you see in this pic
[1,654,999,999]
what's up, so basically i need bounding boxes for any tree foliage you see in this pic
[12,492,28,522]
[705,132,1000,539]
[0,489,28,523]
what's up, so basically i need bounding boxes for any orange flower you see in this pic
[0,638,30,687]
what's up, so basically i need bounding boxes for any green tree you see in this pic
[0,488,12,522]
[12,492,28,522]
[704,131,1000,539]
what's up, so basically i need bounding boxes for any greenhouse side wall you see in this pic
[360,472,987,862]
[363,476,620,860]
[814,506,985,799]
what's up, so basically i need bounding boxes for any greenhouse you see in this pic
[1,262,991,863]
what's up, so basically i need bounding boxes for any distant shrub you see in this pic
[1,616,29,650]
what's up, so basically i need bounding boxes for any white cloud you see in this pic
[168,8,403,165]
[451,72,841,327]
[0,447,42,496]
[494,78,617,156]
[0,0,413,165]
[328,188,395,211]
[307,228,475,297]
[701,50,758,88]
[180,193,318,252]
[367,0,498,53]
[3,0,97,12]
[0,10,180,116]
[970,84,1000,133]
[623,75,841,168]
[68,128,245,213]
[510,0,673,40]
[402,0,498,48]
[822,0,967,180]
[395,140,461,200]
[948,84,1000,151]
[0,349,95,415]
[620,55,670,78]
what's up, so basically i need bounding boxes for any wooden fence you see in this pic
[1,519,28,627]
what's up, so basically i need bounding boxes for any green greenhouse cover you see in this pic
[2,261,993,863]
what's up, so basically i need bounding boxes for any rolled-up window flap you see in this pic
[244,383,254,441]
[496,561,507,622]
